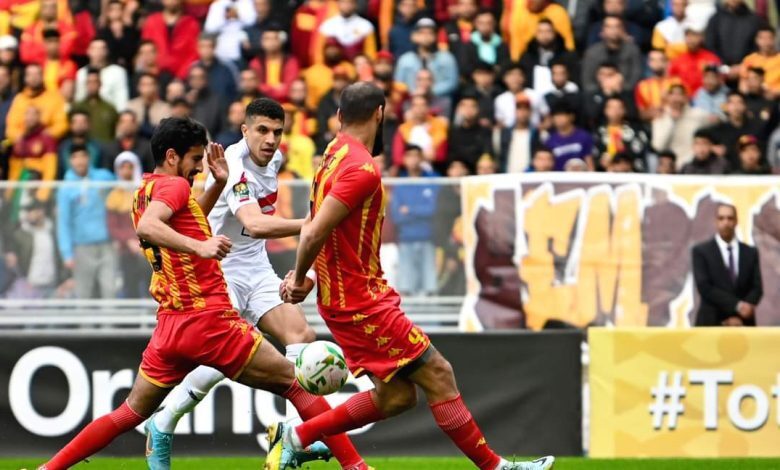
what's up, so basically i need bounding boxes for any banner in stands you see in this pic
[0,333,582,458]
[590,328,780,457]
[459,173,780,331]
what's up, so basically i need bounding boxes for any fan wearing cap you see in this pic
[248,23,300,102]
[498,92,541,173]
[395,17,459,98]
[0,35,20,92]
[668,20,721,96]
[733,134,770,175]
[318,0,377,62]
[300,36,357,110]
[19,0,77,66]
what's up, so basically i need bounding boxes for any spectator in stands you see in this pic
[215,100,244,148]
[544,61,582,123]
[476,153,498,174]
[742,67,774,124]
[390,144,439,296]
[193,33,238,101]
[74,38,128,112]
[709,92,764,168]
[433,158,469,295]
[0,35,20,91]
[705,0,760,71]
[185,65,224,136]
[126,73,171,138]
[635,50,675,122]
[564,158,589,171]
[5,63,68,144]
[388,0,420,58]
[284,79,318,138]
[412,68,451,119]
[740,27,780,96]
[520,19,580,92]
[7,106,57,202]
[166,79,186,103]
[57,144,116,299]
[502,0,575,61]
[106,151,150,298]
[101,110,154,172]
[499,93,540,173]
[204,0,256,64]
[449,94,492,169]
[530,147,555,172]
[465,62,499,126]
[249,23,300,102]
[652,0,687,59]
[392,94,449,171]
[0,64,14,144]
[130,40,173,99]
[97,0,139,70]
[71,68,118,143]
[41,29,76,96]
[766,126,780,171]
[301,38,356,112]
[586,0,652,52]
[732,134,770,174]
[680,129,730,174]
[319,0,377,61]
[582,16,642,94]
[606,152,634,172]
[669,21,721,96]
[141,0,201,79]
[495,63,546,128]
[395,18,459,99]
[693,202,762,327]
[237,68,261,106]
[281,102,316,180]
[692,64,728,123]
[594,96,649,172]
[582,62,637,129]
[7,199,61,299]
[651,83,709,169]
[58,110,104,177]
[315,65,351,150]
[545,101,595,171]
[437,0,478,77]
[241,0,274,61]
[20,0,77,65]
[464,9,508,78]
[656,150,677,174]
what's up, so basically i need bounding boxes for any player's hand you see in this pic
[197,235,232,260]
[206,142,229,185]
[281,271,315,304]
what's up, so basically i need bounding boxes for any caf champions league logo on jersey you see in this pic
[233,172,250,202]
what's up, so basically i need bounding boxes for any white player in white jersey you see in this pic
[144,98,323,470]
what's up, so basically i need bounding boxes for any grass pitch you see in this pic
[5,457,780,469]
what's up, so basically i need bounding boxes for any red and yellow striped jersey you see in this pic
[132,173,232,315]
[310,132,390,311]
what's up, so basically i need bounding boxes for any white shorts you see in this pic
[226,270,285,325]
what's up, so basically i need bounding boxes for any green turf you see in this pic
[6,457,780,469]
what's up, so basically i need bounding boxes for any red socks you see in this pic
[39,401,146,470]
[430,395,501,470]
[283,382,367,469]
[294,390,385,449]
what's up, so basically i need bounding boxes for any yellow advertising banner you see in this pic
[590,327,780,457]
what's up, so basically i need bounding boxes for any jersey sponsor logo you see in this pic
[257,191,278,215]
[233,172,250,202]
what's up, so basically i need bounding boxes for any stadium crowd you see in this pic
[0,0,778,299]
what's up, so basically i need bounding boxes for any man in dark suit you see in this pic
[692,203,763,326]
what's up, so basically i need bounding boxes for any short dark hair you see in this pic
[246,98,285,123]
[605,95,625,106]
[757,25,775,35]
[727,90,745,101]
[658,150,677,161]
[86,67,101,77]
[404,144,423,154]
[501,61,524,76]
[338,82,386,125]
[198,32,217,44]
[42,28,60,40]
[598,61,619,72]
[138,72,158,83]
[603,14,624,26]
[611,152,632,166]
[716,202,737,217]
[170,97,191,108]
[150,118,208,166]
[68,109,90,121]
[475,7,495,18]
[693,128,714,143]
[534,146,553,156]
[748,66,765,76]
[70,143,88,156]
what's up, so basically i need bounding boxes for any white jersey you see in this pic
[206,139,283,276]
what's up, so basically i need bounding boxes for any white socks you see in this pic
[153,366,226,433]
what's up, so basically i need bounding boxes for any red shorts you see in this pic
[139,309,263,388]
[320,290,431,383]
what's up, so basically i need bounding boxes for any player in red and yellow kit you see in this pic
[37,117,364,470]
[268,82,555,470]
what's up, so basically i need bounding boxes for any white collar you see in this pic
[715,234,738,250]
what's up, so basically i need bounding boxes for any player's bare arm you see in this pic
[196,142,229,216]
[235,202,305,239]
[136,200,233,260]
[284,196,351,302]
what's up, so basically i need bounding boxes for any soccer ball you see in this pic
[295,341,349,395]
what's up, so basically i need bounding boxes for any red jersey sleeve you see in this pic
[153,177,191,213]
[328,162,381,211]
